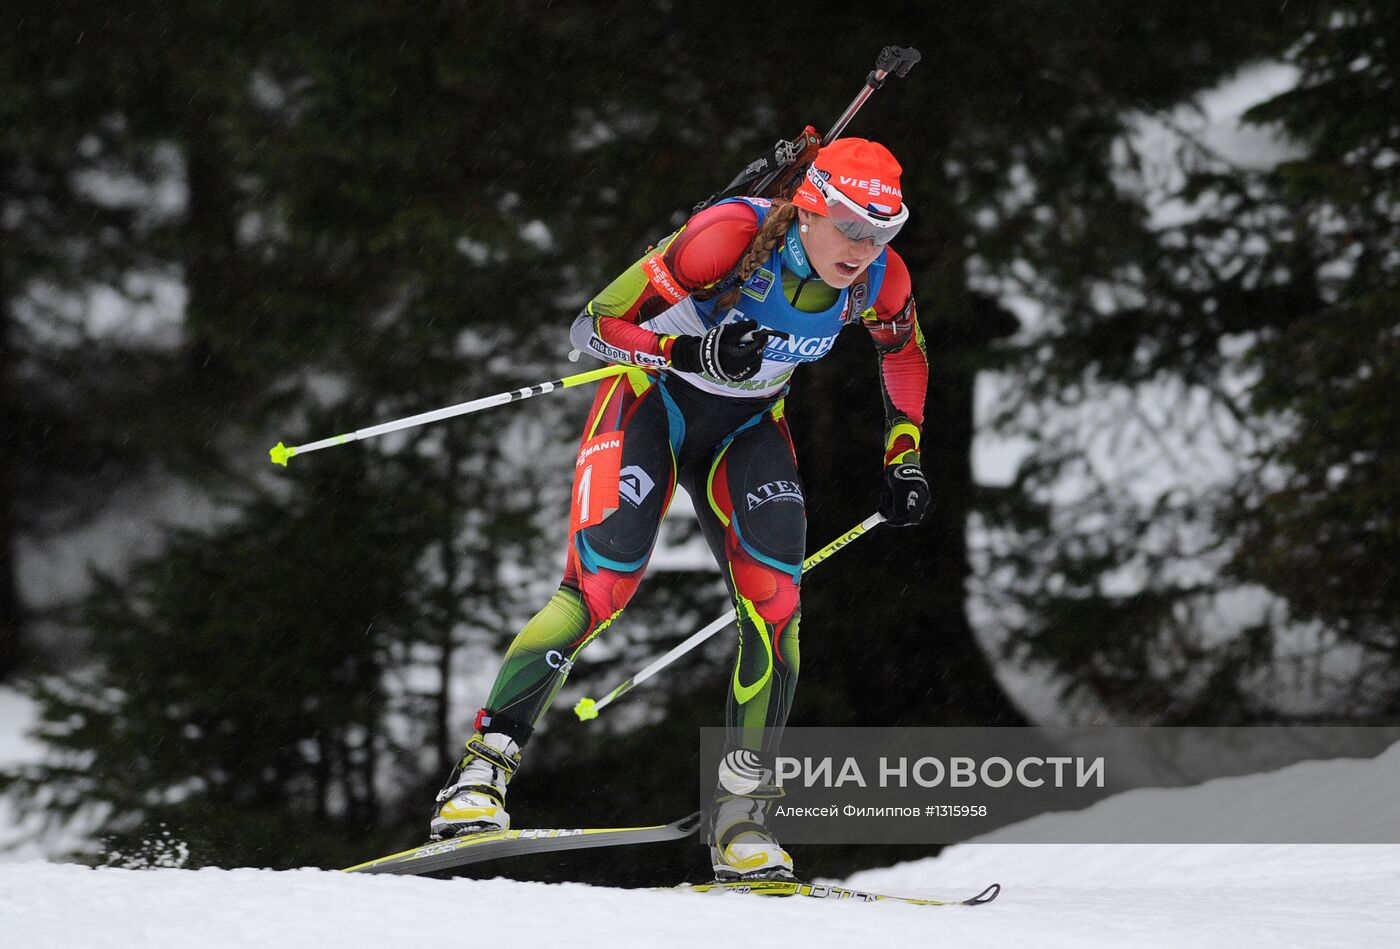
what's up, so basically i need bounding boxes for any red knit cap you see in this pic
[790,138,904,217]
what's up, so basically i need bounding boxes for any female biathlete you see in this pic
[431,138,930,881]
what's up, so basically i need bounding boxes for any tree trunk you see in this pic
[0,307,22,682]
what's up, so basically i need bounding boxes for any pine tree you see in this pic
[785,3,1304,731]
[1,3,185,680]
[4,4,573,863]
[978,2,1396,723]
[1223,1,1400,717]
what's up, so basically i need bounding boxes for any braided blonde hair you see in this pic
[693,200,800,314]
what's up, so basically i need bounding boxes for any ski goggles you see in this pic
[805,164,909,246]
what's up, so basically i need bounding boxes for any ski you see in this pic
[344,811,703,876]
[675,879,1001,906]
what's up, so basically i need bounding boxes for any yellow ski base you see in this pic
[676,879,1001,906]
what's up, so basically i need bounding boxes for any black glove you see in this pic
[880,461,930,527]
[669,319,786,383]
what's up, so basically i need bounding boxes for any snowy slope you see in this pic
[0,688,73,860]
[3,737,1399,948]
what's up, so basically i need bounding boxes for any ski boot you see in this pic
[430,731,521,840]
[709,791,795,881]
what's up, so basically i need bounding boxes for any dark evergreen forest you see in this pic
[3,2,1395,880]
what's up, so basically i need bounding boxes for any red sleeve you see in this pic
[582,202,759,362]
[641,200,761,305]
[862,247,928,465]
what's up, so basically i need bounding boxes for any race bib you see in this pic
[570,432,623,534]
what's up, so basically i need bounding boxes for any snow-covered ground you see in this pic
[3,683,1397,948]
[2,834,1395,948]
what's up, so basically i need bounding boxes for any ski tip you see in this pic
[965,883,1001,905]
[269,442,294,467]
[573,697,599,721]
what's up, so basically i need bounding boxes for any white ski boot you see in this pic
[430,732,520,840]
[710,792,794,880]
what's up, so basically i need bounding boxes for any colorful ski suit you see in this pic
[476,197,927,752]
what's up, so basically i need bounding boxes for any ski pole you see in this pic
[822,46,922,146]
[574,512,886,721]
[697,45,921,212]
[748,46,921,203]
[268,364,632,466]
